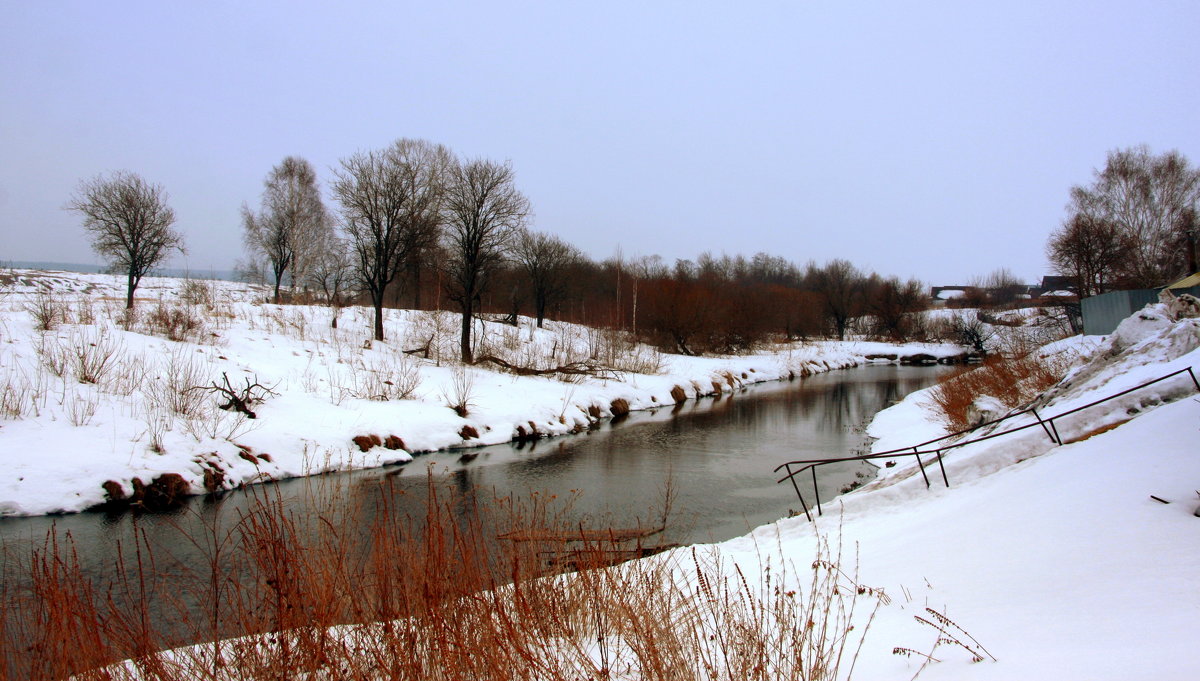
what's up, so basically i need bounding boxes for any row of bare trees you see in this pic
[236,140,532,361]
[1046,146,1199,296]
[66,140,938,360]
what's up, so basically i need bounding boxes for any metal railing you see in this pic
[775,366,1200,522]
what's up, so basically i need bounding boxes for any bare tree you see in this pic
[442,158,530,363]
[865,276,926,340]
[1046,211,1130,297]
[306,233,355,328]
[242,157,331,304]
[809,259,864,340]
[1063,146,1200,288]
[66,171,184,309]
[333,139,450,342]
[973,267,1026,307]
[512,229,582,328]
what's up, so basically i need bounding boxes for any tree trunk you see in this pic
[460,300,474,364]
[125,271,136,309]
[410,259,422,310]
[372,289,385,341]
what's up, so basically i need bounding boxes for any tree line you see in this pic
[65,138,937,362]
[69,139,1195,362]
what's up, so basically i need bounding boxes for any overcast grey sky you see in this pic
[2,0,1198,284]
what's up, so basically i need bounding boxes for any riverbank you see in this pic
[0,269,968,516]
[701,300,1200,678]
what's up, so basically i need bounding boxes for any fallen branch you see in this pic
[474,355,622,379]
[403,336,432,358]
[188,372,279,419]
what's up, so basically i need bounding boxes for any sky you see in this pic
[2,0,1198,285]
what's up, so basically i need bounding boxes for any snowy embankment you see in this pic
[0,269,966,517]
[699,299,1200,679]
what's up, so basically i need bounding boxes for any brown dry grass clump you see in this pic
[928,352,1069,431]
[1,476,884,681]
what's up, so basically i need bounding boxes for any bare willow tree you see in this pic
[306,233,355,328]
[1060,146,1200,288]
[443,159,530,362]
[513,229,581,328]
[66,171,184,309]
[333,139,450,342]
[1046,212,1130,297]
[808,259,864,340]
[242,157,331,304]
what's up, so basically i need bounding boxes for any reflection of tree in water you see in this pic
[0,365,955,656]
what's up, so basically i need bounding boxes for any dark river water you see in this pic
[0,363,946,562]
[0,363,947,657]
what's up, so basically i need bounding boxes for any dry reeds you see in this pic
[2,476,881,681]
[927,352,1069,431]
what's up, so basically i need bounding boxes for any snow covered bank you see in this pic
[700,300,1200,679]
[0,270,967,516]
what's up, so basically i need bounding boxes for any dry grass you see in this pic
[927,352,1070,432]
[1,477,882,681]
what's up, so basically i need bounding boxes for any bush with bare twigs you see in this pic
[144,300,210,343]
[24,289,65,331]
[927,352,1071,431]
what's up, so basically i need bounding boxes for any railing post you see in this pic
[1049,418,1062,446]
[1188,366,1200,391]
[812,467,822,516]
[935,449,949,487]
[785,464,813,523]
[913,446,931,488]
[1030,408,1059,444]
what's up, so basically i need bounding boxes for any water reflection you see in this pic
[1,365,949,629]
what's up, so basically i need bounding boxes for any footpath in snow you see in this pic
[700,298,1200,679]
[0,269,968,516]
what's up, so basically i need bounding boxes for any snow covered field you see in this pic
[11,268,1197,679]
[700,298,1200,678]
[0,269,967,517]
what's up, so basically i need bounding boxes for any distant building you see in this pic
[1030,276,1076,299]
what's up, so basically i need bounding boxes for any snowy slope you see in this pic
[702,300,1200,679]
[0,269,968,516]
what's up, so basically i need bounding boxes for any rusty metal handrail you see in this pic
[775,366,1200,522]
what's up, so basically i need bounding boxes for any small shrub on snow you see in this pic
[179,277,216,307]
[928,353,1070,431]
[68,327,123,385]
[24,289,65,331]
[145,347,212,418]
[343,352,422,402]
[145,300,210,343]
[442,364,476,417]
[63,385,99,427]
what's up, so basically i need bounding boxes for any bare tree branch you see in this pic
[442,158,530,362]
[333,139,450,341]
[242,157,331,304]
[65,171,184,309]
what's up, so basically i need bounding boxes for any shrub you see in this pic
[1,478,884,681]
[24,289,65,331]
[145,300,209,343]
[927,352,1070,431]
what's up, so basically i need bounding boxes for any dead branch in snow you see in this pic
[189,372,279,418]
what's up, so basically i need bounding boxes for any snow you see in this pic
[0,269,969,516]
[690,299,1200,678]
[26,269,1200,678]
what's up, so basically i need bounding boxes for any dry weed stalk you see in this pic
[927,352,1070,431]
[3,477,883,681]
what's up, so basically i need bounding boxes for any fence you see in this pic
[774,366,1200,522]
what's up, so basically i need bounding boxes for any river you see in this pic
[0,363,947,658]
